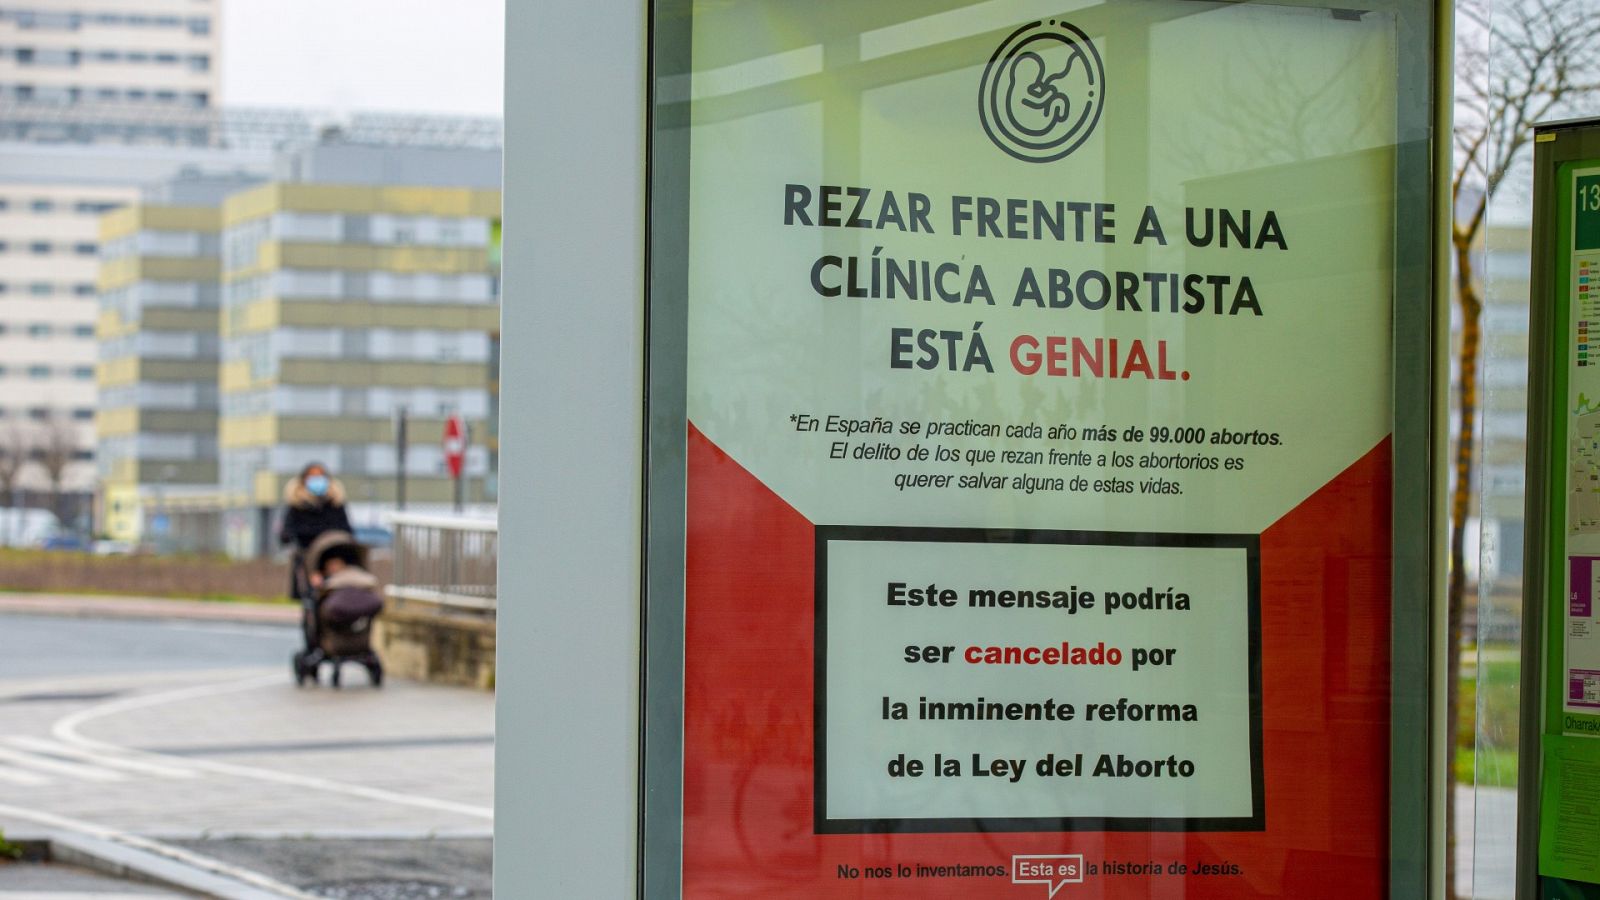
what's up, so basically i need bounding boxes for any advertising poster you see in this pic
[672,2,1402,896]
[1562,165,1600,732]
[1541,159,1600,886]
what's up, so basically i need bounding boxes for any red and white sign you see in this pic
[443,414,466,479]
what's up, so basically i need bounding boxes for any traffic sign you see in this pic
[443,414,466,479]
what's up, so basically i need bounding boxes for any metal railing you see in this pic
[388,512,498,613]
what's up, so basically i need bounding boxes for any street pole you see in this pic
[395,405,408,512]
[454,422,469,513]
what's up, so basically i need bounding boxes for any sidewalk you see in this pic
[0,594,298,625]
[0,642,493,896]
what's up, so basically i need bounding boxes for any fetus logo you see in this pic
[979,20,1105,162]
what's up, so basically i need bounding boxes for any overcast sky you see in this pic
[222,0,504,118]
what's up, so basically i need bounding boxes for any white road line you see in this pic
[0,762,52,786]
[4,736,198,779]
[51,673,494,820]
[0,745,125,782]
[0,801,321,900]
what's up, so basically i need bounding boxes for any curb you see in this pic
[9,830,314,899]
[0,594,298,625]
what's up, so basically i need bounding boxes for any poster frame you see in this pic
[1516,117,1600,900]
[637,1,1444,896]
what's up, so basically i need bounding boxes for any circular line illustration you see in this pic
[979,20,1106,163]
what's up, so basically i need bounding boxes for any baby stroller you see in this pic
[292,529,385,688]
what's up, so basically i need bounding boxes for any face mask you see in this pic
[306,474,330,497]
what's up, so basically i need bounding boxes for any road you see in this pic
[0,611,493,898]
[0,612,299,680]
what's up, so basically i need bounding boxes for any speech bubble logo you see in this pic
[1012,854,1085,897]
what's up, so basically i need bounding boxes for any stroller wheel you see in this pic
[330,662,342,689]
[292,652,308,687]
[365,658,383,688]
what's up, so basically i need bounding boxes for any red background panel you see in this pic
[681,423,1392,898]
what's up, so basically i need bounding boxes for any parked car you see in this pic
[39,533,90,552]
[0,508,63,549]
[353,526,393,549]
[90,539,136,556]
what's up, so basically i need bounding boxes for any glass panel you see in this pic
[650,0,1435,895]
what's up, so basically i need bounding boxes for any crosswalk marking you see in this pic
[0,763,51,786]
[4,736,197,779]
[0,744,125,782]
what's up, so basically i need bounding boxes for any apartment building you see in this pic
[95,173,256,545]
[0,180,126,486]
[217,143,501,557]
[0,0,220,137]
[1476,223,1534,587]
[0,146,268,509]
[0,0,222,519]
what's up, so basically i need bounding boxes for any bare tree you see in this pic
[1450,1,1600,894]
[0,422,28,509]
[34,416,78,526]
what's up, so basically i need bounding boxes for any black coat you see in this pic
[280,499,352,551]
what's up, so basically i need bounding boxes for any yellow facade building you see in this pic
[218,177,500,556]
[96,199,225,544]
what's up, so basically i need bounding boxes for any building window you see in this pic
[0,199,7,211]
[154,52,177,65]
[71,366,93,380]
[0,284,8,295]
[28,283,51,296]
[71,325,93,338]
[28,241,49,254]
[71,449,92,461]
[73,283,94,297]
[25,47,80,67]
[187,17,211,35]
[187,54,209,72]
[29,199,52,213]
[71,408,92,421]
[73,242,95,256]
[17,11,82,30]
[126,52,148,64]
[26,365,49,379]
[26,408,47,422]
[0,241,7,252]
[26,324,50,337]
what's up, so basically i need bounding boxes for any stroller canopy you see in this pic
[305,529,370,574]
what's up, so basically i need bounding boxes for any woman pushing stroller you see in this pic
[279,464,383,687]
